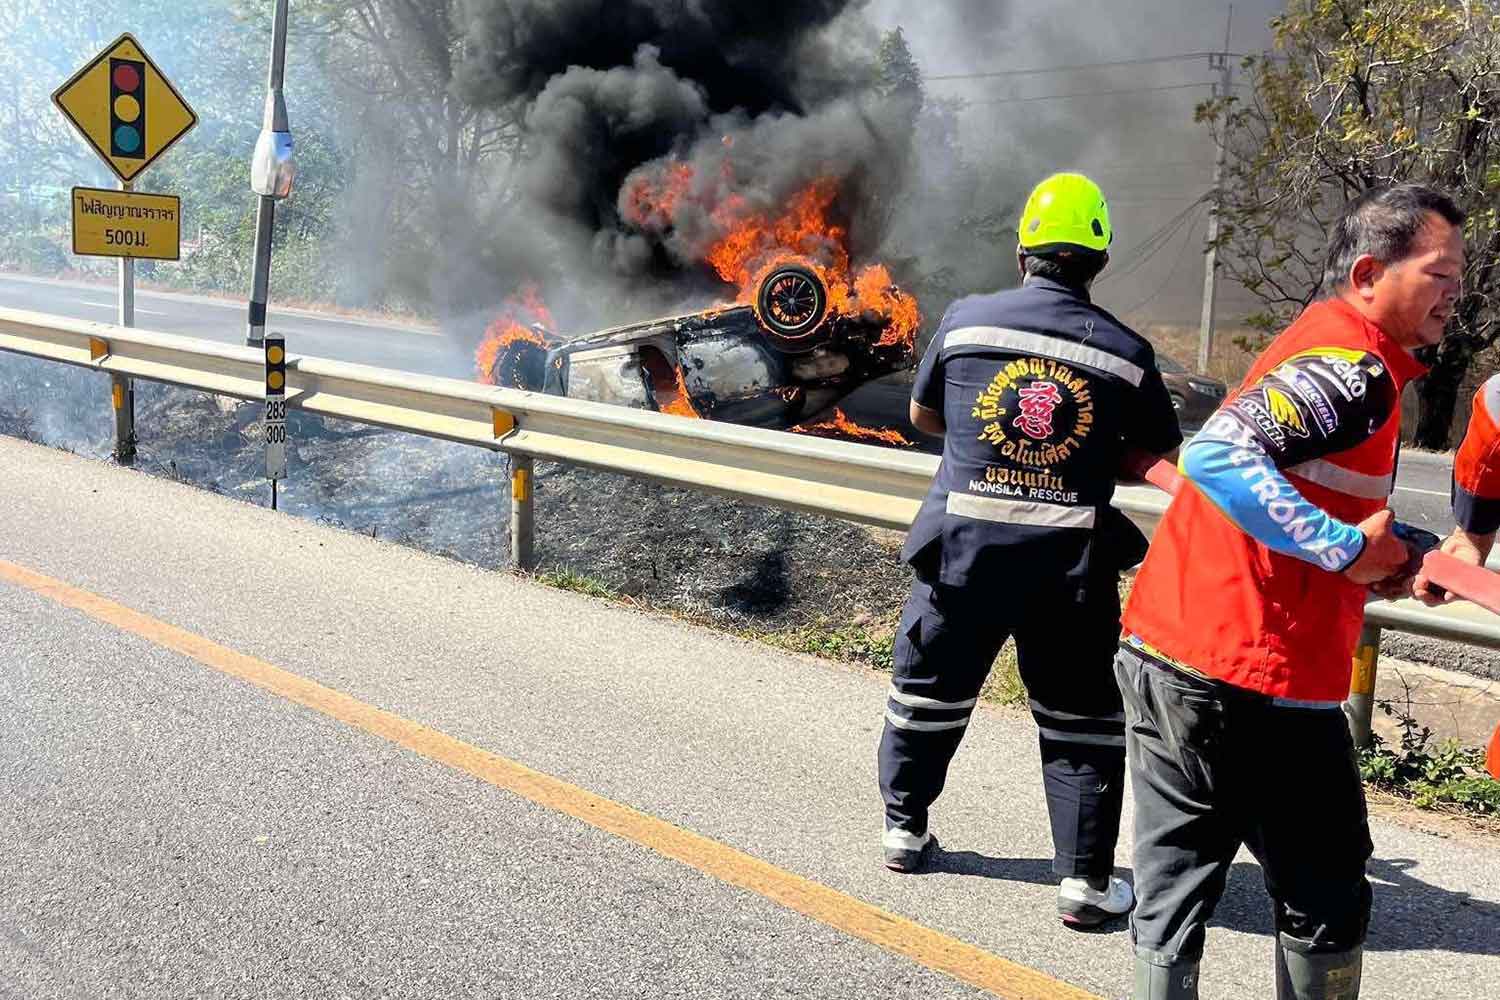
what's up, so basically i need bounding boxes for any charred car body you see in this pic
[489,264,915,431]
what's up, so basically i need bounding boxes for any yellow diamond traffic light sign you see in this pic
[51,33,197,184]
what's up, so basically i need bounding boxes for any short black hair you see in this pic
[1320,184,1466,296]
[1021,249,1107,289]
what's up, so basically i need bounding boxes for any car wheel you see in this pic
[492,340,548,391]
[1169,392,1186,412]
[756,263,829,340]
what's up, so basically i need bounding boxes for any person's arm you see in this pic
[1416,375,1500,603]
[908,311,951,437]
[909,399,945,435]
[1178,348,1407,581]
[1118,359,1185,483]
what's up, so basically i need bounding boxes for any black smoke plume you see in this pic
[456,0,917,305]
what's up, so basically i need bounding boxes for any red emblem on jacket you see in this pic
[1014,382,1063,440]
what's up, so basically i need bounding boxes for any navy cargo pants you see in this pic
[877,572,1127,878]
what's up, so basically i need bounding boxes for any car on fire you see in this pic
[485,263,916,431]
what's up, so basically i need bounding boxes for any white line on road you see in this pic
[1394,486,1449,497]
[73,300,169,318]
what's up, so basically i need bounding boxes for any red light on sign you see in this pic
[113,63,141,92]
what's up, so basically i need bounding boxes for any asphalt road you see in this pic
[0,272,475,377]
[0,273,1461,527]
[2,436,1498,999]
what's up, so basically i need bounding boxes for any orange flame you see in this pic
[476,284,556,384]
[623,164,921,351]
[792,408,914,448]
[658,365,699,418]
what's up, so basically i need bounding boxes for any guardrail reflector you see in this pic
[513,466,531,502]
[89,337,109,361]
[111,381,125,410]
[492,408,515,438]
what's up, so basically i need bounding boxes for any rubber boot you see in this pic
[1133,955,1200,999]
[1274,935,1362,1000]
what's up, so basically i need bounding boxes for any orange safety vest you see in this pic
[1123,299,1427,704]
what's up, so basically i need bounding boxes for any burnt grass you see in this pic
[0,354,915,652]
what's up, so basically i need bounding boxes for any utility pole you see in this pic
[1197,6,1234,375]
[246,0,296,347]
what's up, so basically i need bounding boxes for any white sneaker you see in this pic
[882,827,933,873]
[1057,876,1135,927]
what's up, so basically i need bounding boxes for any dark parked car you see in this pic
[1157,352,1227,431]
[488,263,916,431]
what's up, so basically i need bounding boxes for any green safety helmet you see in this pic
[1017,172,1113,254]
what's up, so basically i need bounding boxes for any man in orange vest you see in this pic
[1415,373,1500,780]
[1118,185,1465,999]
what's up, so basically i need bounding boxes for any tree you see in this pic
[1203,0,1500,447]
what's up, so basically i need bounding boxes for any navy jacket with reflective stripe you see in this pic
[903,277,1180,591]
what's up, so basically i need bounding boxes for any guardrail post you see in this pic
[110,374,136,466]
[510,455,535,570]
[1344,622,1382,748]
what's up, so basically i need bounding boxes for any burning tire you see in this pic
[756,264,829,342]
[492,339,549,392]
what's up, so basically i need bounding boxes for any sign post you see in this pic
[52,32,196,466]
[264,334,288,509]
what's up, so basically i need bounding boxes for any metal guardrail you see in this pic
[2,306,1497,675]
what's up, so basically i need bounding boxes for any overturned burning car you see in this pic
[480,261,917,431]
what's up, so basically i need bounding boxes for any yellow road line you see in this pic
[0,558,1099,1000]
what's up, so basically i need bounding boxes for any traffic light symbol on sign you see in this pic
[109,58,147,160]
[265,339,287,395]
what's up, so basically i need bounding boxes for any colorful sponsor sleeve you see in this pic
[1453,374,1500,535]
[1179,347,1397,572]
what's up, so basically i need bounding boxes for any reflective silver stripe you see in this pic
[889,686,978,711]
[1028,699,1125,724]
[947,492,1096,529]
[1286,459,1393,500]
[1271,697,1344,711]
[885,710,970,733]
[1037,727,1127,747]
[942,326,1145,387]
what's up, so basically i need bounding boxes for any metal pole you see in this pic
[1196,11,1234,376]
[511,455,536,570]
[1344,621,1382,748]
[246,0,291,347]
[113,178,137,465]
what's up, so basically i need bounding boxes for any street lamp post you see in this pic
[246,0,296,346]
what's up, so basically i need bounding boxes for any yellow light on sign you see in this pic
[267,345,285,365]
[267,371,285,391]
[71,187,180,261]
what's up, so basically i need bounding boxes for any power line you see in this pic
[928,52,1243,82]
[968,82,1222,106]
[1098,196,1211,286]
[1115,204,1211,318]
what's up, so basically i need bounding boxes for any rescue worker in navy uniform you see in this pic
[878,173,1183,927]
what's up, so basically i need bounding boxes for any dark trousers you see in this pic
[878,575,1127,878]
[1114,645,1374,966]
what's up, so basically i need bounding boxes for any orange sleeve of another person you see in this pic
[1452,374,1500,535]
